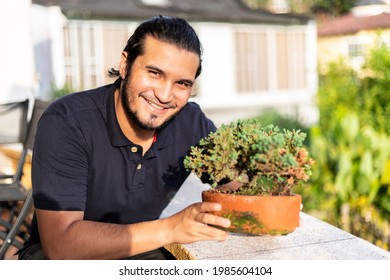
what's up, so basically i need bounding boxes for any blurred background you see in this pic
[1,0,389,251]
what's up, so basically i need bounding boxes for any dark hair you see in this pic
[108,15,203,79]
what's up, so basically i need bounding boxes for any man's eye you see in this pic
[178,81,193,88]
[149,70,160,76]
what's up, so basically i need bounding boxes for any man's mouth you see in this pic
[142,94,176,111]
[146,99,166,110]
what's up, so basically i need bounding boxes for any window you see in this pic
[63,21,134,91]
[276,29,307,90]
[235,30,268,93]
[234,26,307,94]
[348,42,365,58]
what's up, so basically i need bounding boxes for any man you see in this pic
[18,15,231,260]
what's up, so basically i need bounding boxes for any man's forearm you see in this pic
[38,213,170,259]
[37,202,229,259]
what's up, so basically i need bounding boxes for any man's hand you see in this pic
[165,202,231,244]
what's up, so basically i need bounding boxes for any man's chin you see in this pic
[131,111,177,131]
[137,118,165,131]
[143,113,178,130]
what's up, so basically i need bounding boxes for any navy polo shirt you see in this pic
[29,81,216,243]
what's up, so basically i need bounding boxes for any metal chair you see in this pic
[0,99,29,146]
[0,99,30,248]
[0,99,51,259]
[0,99,29,182]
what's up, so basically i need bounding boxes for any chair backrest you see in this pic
[0,99,29,144]
[12,99,51,183]
[24,99,51,151]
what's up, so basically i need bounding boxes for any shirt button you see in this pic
[136,163,142,170]
[131,147,138,153]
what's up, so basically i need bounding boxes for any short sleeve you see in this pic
[32,113,89,211]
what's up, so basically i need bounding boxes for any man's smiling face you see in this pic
[120,35,200,131]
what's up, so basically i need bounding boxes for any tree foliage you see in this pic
[242,0,359,16]
[359,44,390,134]
[309,0,358,16]
[303,43,390,228]
[318,43,390,135]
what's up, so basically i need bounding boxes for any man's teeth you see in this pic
[147,100,165,110]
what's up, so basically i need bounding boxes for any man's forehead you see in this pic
[143,35,199,57]
[138,36,199,77]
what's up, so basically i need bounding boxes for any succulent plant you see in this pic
[184,118,314,196]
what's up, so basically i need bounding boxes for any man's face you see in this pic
[120,36,199,131]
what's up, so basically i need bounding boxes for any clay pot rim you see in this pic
[203,189,301,199]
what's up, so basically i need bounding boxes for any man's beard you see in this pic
[120,76,175,131]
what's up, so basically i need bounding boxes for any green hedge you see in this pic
[300,43,390,249]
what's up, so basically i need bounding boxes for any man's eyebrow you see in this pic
[144,64,163,73]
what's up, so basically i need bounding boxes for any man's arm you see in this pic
[36,201,230,259]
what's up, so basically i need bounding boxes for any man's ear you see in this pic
[119,51,128,79]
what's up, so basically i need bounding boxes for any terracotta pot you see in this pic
[202,190,301,235]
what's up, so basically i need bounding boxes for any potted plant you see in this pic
[184,118,314,235]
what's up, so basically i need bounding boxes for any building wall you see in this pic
[0,0,36,103]
[317,29,390,73]
[31,5,67,100]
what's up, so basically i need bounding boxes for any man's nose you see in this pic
[155,82,174,103]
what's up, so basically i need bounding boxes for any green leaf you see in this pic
[359,151,373,178]
[380,160,390,185]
